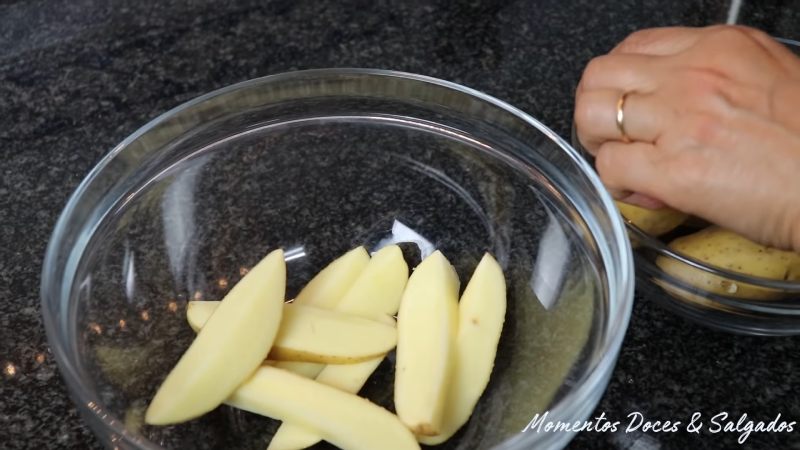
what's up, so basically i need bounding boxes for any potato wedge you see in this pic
[274,246,370,377]
[395,250,459,436]
[294,246,370,309]
[268,245,409,450]
[270,361,324,379]
[185,300,220,332]
[657,227,800,301]
[186,302,397,364]
[266,359,385,450]
[334,244,410,317]
[271,305,396,363]
[227,366,420,450]
[145,249,285,425]
[616,201,687,237]
[420,253,506,445]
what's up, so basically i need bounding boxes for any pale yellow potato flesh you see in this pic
[616,201,688,237]
[144,249,286,425]
[394,250,460,436]
[334,245,410,317]
[420,253,506,445]
[657,226,800,301]
[293,246,370,309]
[271,361,324,379]
[226,366,420,450]
[273,246,371,378]
[268,245,409,450]
[271,305,396,363]
[266,359,385,450]
[186,302,398,364]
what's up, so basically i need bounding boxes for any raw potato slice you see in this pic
[394,250,460,436]
[294,246,370,309]
[185,300,220,331]
[145,249,286,425]
[227,366,420,450]
[268,245,409,450]
[616,201,688,237]
[265,360,385,450]
[274,246,371,377]
[334,245,410,317]
[186,302,398,364]
[272,361,324,379]
[420,253,506,445]
[271,305,396,363]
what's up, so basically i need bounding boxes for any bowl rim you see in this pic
[41,68,635,450]
[626,223,800,291]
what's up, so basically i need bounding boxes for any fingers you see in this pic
[618,192,667,209]
[574,89,668,154]
[611,27,705,55]
[595,141,666,201]
[578,53,661,93]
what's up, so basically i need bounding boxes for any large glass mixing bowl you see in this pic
[42,69,634,449]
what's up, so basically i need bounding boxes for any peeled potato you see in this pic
[186,302,397,364]
[395,250,460,436]
[145,249,285,425]
[420,253,506,445]
[275,246,370,378]
[333,245,409,317]
[294,246,370,309]
[268,245,409,450]
[656,227,800,301]
[227,366,420,450]
[616,201,688,237]
[270,361,323,379]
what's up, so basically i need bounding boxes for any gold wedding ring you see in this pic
[616,92,631,143]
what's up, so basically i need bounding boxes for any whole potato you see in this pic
[616,201,688,237]
[656,227,800,301]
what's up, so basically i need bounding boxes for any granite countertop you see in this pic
[2,0,800,449]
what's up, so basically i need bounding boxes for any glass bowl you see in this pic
[571,37,800,336]
[572,133,800,336]
[42,69,634,450]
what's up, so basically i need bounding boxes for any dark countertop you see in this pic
[2,0,800,449]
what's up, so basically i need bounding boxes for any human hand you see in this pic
[574,25,800,251]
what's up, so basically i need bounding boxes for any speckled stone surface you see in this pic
[2,0,800,449]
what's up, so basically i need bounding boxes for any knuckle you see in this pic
[615,27,679,53]
[705,25,756,47]
[581,55,611,87]
[616,29,654,52]
[732,25,770,41]
[685,113,723,146]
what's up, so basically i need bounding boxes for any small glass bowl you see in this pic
[571,38,800,336]
[621,219,800,335]
[42,69,634,449]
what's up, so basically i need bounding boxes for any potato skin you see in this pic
[616,201,688,237]
[656,226,800,302]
